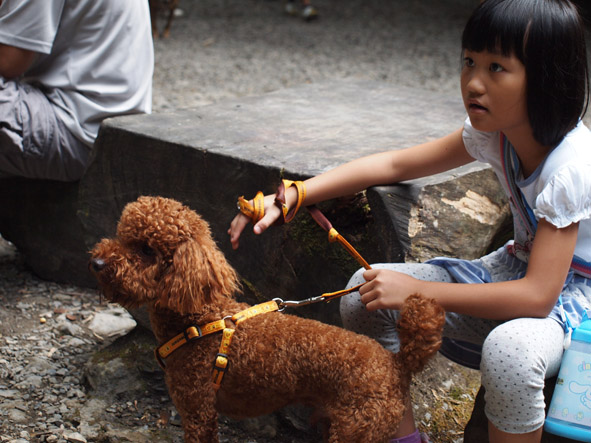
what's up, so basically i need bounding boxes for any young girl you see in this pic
[228,0,591,441]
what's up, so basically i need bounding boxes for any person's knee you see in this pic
[339,292,365,328]
[346,266,366,289]
[481,323,545,393]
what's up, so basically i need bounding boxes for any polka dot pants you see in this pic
[340,263,565,434]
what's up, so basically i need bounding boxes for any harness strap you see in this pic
[232,299,280,324]
[154,300,280,390]
[155,319,226,369]
[212,328,235,389]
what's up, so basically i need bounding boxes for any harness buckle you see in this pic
[212,353,229,389]
[184,325,202,342]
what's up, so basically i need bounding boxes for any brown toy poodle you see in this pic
[90,196,445,443]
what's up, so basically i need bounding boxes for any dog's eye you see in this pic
[141,244,156,257]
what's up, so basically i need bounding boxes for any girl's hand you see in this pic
[227,193,282,249]
[359,268,422,311]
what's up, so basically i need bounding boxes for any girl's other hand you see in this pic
[227,193,282,249]
[359,268,422,311]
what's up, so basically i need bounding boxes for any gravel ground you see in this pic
[151,0,475,111]
[0,1,486,442]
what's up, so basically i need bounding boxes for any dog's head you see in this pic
[90,196,240,314]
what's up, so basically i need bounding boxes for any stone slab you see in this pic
[0,81,507,325]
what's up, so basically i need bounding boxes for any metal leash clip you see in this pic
[273,296,326,311]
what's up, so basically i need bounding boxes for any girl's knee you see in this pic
[346,266,366,289]
[339,292,365,327]
[480,320,562,383]
[481,323,543,381]
[479,320,561,432]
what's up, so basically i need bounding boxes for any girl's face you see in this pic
[461,49,529,136]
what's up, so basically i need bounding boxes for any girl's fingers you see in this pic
[228,213,251,249]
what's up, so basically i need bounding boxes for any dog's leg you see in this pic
[161,0,178,38]
[325,391,406,443]
[174,388,220,443]
[181,411,219,443]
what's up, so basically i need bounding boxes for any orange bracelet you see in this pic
[237,179,306,225]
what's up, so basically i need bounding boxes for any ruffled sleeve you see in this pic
[534,163,591,228]
[462,117,497,163]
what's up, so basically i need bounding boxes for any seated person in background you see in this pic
[0,0,153,181]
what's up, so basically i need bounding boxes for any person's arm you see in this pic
[0,43,36,78]
[229,127,473,248]
[361,219,579,320]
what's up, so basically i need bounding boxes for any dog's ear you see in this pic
[157,237,240,314]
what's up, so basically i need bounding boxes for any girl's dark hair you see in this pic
[462,0,589,147]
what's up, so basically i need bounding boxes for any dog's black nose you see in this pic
[90,258,106,273]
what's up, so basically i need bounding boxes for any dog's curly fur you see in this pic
[90,196,445,443]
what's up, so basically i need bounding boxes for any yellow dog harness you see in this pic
[155,300,280,390]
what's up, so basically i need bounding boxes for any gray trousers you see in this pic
[0,77,91,181]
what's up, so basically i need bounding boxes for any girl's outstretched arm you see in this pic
[229,128,472,249]
[361,219,579,320]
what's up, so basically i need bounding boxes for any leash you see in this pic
[238,179,372,271]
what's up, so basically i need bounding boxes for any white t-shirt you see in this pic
[0,0,153,146]
[462,118,591,276]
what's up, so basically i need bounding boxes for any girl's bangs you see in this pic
[461,0,529,59]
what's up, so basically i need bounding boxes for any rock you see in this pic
[0,389,18,399]
[367,166,510,264]
[14,375,43,389]
[25,356,57,374]
[84,357,144,397]
[87,308,137,338]
[63,430,87,443]
[56,319,85,337]
[7,408,28,424]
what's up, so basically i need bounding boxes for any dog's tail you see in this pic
[396,293,445,374]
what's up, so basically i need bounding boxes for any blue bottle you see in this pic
[546,312,591,441]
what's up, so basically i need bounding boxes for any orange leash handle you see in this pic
[237,191,265,223]
[328,228,371,270]
[276,179,306,223]
[237,180,306,225]
[237,180,372,273]
[307,205,372,271]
